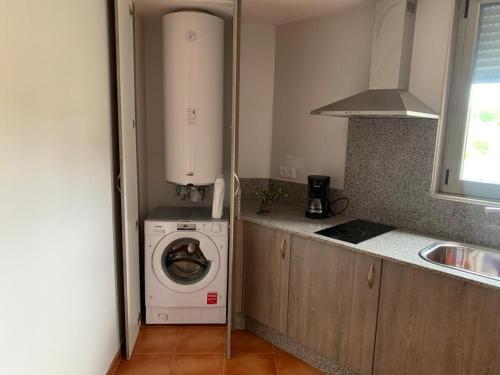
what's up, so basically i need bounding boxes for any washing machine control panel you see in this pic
[146,218,228,236]
[177,223,197,231]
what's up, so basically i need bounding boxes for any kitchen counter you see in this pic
[240,201,500,290]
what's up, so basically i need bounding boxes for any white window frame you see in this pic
[437,0,500,202]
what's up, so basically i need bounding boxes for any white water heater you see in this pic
[162,11,224,186]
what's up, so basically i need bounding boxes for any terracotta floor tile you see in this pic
[274,348,324,374]
[119,328,320,375]
[134,326,180,354]
[231,330,274,354]
[170,354,224,375]
[225,353,277,375]
[115,354,173,375]
[176,326,226,354]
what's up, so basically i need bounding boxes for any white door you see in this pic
[115,0,141,359]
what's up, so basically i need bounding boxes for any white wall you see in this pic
[237,0,456,188]
[0,1,121,374]
[238,24,276,178]
[409,0,456,114]
[270,3,374,188]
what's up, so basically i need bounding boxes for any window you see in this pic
[441,0,500,201]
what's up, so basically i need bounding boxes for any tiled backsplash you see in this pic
[345,118,500,249]
[239,118,500,249]
[239,178,270,201]
[240,178,344,210]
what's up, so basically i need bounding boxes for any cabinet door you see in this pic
[244,222,290,333]
[115,0,140,359]
[287,236,381,375]
[374,261,500,375]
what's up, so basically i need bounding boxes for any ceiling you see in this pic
[242,0,370,26]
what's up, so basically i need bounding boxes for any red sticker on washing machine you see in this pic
[207,292,218,305]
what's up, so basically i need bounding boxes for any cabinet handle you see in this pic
[367,263,375,289]
[280,238,286,259]
[116,173,122,194]
[233,173,241,198]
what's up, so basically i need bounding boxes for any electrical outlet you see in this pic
[280,166,296,180]
[279,167,287,178]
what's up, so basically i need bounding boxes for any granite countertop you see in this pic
[239,201,500,290]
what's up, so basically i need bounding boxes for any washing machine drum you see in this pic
[152,231,220,293]
[163,238,209,284]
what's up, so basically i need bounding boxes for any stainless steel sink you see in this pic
[419,243,500,281]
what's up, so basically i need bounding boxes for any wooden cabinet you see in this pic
[244,222,290,334]
[241,220,500,375]
[374,261,500,375]
[287,235,381,375]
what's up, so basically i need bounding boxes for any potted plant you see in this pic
[256,184,288,215]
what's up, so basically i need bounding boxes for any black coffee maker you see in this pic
[305,175,349,219]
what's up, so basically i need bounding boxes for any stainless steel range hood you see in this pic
[311,0,439,119]
[311,89,439,118]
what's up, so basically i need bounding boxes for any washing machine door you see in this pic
[152,231,220,293]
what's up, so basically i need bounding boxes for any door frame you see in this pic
[226,0,241,360]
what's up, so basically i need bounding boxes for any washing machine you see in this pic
[145,207,228,324]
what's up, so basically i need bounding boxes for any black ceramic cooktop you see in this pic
[315,219,396,244]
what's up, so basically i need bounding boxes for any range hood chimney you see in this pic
[311,0,439,119]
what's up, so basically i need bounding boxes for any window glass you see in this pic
[441,0,500,201]
[461,2,500,184]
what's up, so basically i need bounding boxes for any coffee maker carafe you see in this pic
[306,175,331,219]
[305,175,349,219]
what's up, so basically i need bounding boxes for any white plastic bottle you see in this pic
[212,176,225,219]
